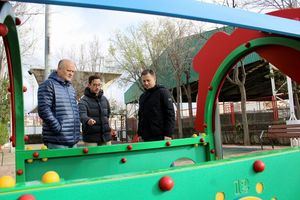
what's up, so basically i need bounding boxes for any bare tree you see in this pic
[226,60,250,145]
[109,21,168,90]
[242,0,299,11]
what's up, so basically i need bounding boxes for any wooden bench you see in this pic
[260,124,300,149]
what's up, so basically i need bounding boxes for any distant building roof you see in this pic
[124,27,271,104]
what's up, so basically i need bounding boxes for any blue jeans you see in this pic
[46,143,77,149]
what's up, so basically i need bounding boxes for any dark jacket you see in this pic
[37,72,81,146]
[78,88,112,143]
[138,85,175,141]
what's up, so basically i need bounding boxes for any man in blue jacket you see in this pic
[38,59,81,149]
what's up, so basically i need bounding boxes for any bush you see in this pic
[0,122,8,145]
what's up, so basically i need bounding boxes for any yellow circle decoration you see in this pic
[256,182,264,194]
[215,192,225,200]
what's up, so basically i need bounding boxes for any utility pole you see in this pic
[44,5,51,81]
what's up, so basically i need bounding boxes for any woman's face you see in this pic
[141,73,156,90]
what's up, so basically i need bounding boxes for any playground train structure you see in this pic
[0,0,300,199]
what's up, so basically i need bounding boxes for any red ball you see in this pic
[253,160,265,172]
[166,141,171,146]
[121,158,127,163]
[245,42,251,48]
[200,138,205,143]
[83,148,89,154]
[127,145,132,150]
[33,152,39,158]
[17,169,23,175]
[19,194,36,200]
[15,17,22,26]
[208,86,213,91]
[24,135,29,142]
[23,86,27,92]
[210,149,215,154]
[0,23,8,37]
[159,176,174,191]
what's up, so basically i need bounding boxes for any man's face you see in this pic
[142,73,156,90]
[57,61,76,82]
[89,79,101,95]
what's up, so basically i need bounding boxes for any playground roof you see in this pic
[124,27,269,104]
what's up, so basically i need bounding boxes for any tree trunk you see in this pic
[239,84,250,145]
[176,84,183,138]
[187,84,194,128]
[293,81,300,119]
[185,71,194,128]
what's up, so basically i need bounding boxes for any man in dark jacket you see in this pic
[138,69,175,141]
[78,75,112,146]
[38,59,81,149]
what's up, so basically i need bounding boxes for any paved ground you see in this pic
[0,144,288,177]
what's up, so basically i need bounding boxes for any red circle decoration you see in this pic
[121,158,127,163]
[159,176,174,191]
[210,149,215,154]
[253,160,265,172]
[200,138,205,143]
[166,141,171,146]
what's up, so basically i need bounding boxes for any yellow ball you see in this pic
[42,171,60,183]
[192,134,198,138]
[26,146,33,150]
[0,176,16,188]
[41,145,48,150]
[26,159,33,163]
[42,158,48,162]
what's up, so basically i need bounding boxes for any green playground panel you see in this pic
[1,147,300,200]
[21,137,209,182]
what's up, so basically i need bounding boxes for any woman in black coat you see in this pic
[138,69,175,141]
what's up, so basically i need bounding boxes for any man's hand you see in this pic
[111,129,116,136]
[87,118,96,126]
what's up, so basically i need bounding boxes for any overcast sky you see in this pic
[23,4,163,69]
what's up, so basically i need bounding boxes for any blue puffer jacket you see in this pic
[38,72,81,146]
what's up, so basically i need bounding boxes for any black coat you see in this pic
[78,88,111,143]
[38,71,81,146]
[138,85,175,141]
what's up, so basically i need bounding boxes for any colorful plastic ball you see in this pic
[0,175,16,188]
[42,171,60,183]
[253,160,265,172]
[18,194,36,200]
[159,176,174,191]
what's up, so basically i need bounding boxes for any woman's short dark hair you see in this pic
[88,74,101,84]
[141,69,156,76]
